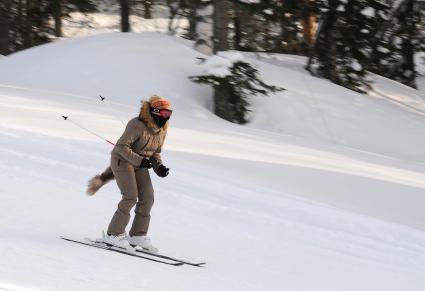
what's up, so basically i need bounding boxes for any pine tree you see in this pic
[307,0,391,92]
[165,0,211,41]
[190,55,284,124]
[182,0,207,40]
[23,0,52,48]
[1,0,96,54]
[372,0,425,89]
[190,0,286,123]
[49,0,97,37]
[230,0,311,54]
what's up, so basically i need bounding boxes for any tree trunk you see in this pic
[53,0,63,37]
[213,82,232,121]
[213,0,229,53]
[212,0,231,121]
[15,0,24,50]
[24,0,32,48]
[400,37,416,88]
[316,12,336,81]
[166,0,179,33]
[397,0,416,88]
[120,0,131,32]
[307,1,337,81]
[0,0,11,55]
[302,0,316,48]
[194,5,213,54]
[143,0,152,19]
[233,2,243,50]
[187,0,198,40]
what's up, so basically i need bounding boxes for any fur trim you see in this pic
[86,175,104,196]
[139,101,169,132]
[86,167,115,196]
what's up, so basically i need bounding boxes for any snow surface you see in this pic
[0,33,425,291]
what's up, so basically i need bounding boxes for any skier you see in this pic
[86,95,172,252]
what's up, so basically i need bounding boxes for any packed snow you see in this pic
[0,33,425,291]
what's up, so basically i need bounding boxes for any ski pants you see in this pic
[107,155,154,236]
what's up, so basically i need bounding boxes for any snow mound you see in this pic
[1,33,424,164]
[0,33,205,107]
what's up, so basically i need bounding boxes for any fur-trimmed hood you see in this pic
[138,100,169,133]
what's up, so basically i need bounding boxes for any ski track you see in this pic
[1,125,425,276]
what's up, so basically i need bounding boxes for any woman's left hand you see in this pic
[156,164,169,177]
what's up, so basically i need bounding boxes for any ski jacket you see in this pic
[111,101,168,168]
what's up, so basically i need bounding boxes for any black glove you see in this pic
[139,158,153,169]
[156,164,169,177]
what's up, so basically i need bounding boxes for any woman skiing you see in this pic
[86,95,172,252]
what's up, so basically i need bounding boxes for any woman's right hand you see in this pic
[139,158,153,169]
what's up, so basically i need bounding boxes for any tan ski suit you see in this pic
[107,101,168,236]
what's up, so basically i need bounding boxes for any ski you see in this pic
[85,238,206,267]
[134,247,206,267]
[60,237,183,266]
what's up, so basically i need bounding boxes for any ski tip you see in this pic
[189,262,206,267]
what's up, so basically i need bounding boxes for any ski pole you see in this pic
[62,115,115,146]
[99,95,126,127]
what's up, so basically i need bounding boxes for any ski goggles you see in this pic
[151,108,173,118]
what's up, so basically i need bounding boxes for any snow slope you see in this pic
[0,33,425,291]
